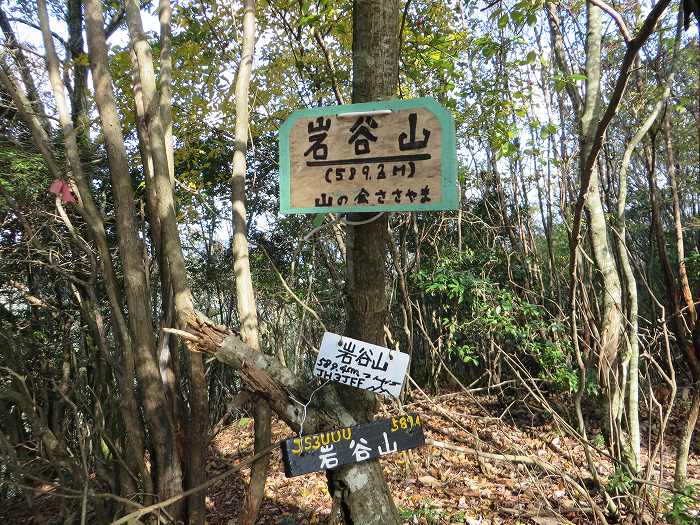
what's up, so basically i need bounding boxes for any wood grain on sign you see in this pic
[280,414,425,477]
[313,332,410,397]
[289,106,442,209]
[279,98,458,214]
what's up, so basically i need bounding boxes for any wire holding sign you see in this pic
[279,97,458,214]
[313,332,410,398]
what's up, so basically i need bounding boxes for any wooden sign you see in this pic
[313,332,410,398]
[281,414,425,477]
[279,97,458,214]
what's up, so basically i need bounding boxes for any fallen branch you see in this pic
[181,313,358,436]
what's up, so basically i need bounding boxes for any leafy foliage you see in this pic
[416,248,576,391]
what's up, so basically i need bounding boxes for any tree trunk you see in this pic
[38,0,155,503]
[580,2,624,448]
[674,384,700,488]
[612,12,683,471]
[0,6,51,133]
[230,1,272,523]
[664,112,698,346]
[646,143,700,378]
[0,65,61,180]
[8,5,152,506]
[66,0,88,144]
[124,2,211,520]
[83,0,185,516]
[324,1,402,524]
[665,93,700,489]
[159,0,175,182]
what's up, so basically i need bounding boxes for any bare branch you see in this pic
[588,0,631,42]
[6,17,67,48]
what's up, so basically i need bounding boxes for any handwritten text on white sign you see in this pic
[313,332,409,397]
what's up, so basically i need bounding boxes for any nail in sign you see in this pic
[278,97,458,214]
[281,414,425,477]
[313,332,409,397]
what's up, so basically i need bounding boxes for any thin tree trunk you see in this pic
[3,18,153,503]
[37,0,155,502]
[0,6,51,133]
[65,0,88,143]
[83,0,185,515]
[0,65,61,179]
[646,141,700,377]
[613,12,683,472]
[159,0,175,182]
[230,2,272,522]
[665,93,700,489]
[125,3,209,519]
[675,384,700,487]
[580,1,624,435]
[664,112,697,337]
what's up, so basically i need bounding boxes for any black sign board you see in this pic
[281,414,425,477]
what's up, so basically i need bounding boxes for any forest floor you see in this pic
[1,390,698,524]
[206,390,700,525]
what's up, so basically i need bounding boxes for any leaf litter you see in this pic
[205,391,700,524]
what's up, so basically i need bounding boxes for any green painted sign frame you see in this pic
[278,97,458,214]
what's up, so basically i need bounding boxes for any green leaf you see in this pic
[299,14,320,27]
[498,14,509,29]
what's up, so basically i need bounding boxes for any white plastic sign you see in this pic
[313,332,409,397]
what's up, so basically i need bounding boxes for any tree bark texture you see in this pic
[324,1,402,524]
[159,0,175,182]
[613,13,683,472]
[581,2,624,424]
[125,3,209,520]
[83,0,185,515]
[230,1,272,523]
[38,0,154,499]
[66,0,89,142]
[664,113,699,371]
[674,384,700,487]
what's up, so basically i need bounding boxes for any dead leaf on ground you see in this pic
[418,474,443,487]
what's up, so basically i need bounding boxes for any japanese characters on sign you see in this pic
[281,414,425,477]
[313,332,410,398]
[279,98,458,213]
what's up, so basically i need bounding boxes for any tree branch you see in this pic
[569,0,672,300]
[588,0,631,42]
[6,17,67,48]
[183,313,357,435]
